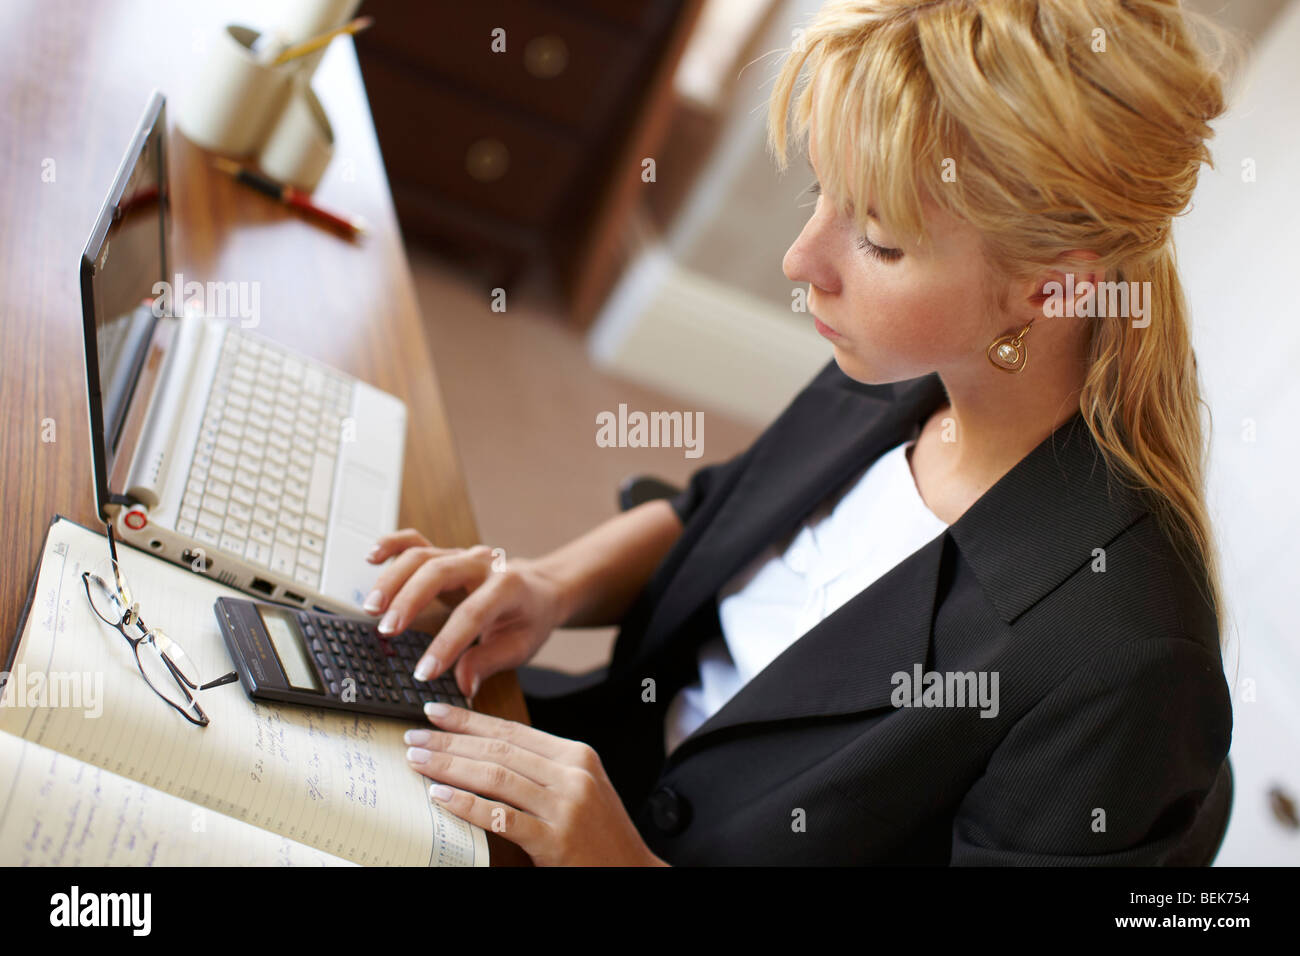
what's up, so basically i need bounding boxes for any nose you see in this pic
[783,210,839,295]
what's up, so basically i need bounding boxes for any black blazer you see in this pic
[525,361,1233,864]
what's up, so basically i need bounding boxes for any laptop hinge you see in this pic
[121,314,210,511]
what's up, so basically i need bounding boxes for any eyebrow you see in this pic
[809,176,879,220]
[805,151,880,218]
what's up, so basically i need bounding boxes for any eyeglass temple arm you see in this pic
[150,640,238,692]
[104,519,238,697]
[105,520,121,563]
[201,672,240,691]
[104,521,134,605]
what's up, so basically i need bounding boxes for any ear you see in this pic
[1025,251,1104,320]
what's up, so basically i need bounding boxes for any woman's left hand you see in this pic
[405,702,668,866]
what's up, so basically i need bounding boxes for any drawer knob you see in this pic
[465,138,510,182]
[524,34,568,79]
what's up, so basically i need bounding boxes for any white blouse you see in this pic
[663,438,950,756]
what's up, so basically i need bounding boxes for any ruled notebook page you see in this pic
[0,731,353,865]
[0,518,488,867]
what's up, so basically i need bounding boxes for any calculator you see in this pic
[214,596,469,719]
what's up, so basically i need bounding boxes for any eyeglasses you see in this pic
[82,523,238,726]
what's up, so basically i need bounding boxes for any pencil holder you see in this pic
[274,0,364,80]
[259,82,335,192]
[176,0,363,192]
[175,25,295,157]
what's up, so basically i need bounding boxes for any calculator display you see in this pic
[257,605,322,692]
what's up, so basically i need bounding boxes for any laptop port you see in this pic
[249,577,275,596]
[180,549,212,572]
[282,590,306,604]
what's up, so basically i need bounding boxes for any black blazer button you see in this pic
[648,786,690,835]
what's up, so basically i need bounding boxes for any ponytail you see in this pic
[1080,246,1224,642]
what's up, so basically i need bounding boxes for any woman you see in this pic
[363,0,1234,865]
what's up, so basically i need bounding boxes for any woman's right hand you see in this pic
[362,530,570,700]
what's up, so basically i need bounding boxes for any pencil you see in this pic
[211,157,368,239]
[271,15,374,66]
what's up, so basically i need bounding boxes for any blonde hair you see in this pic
[767,0,1235,644]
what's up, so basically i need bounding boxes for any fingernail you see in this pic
[366,545,382,562]
[378,610,399,635]
[363,589,384,613]
[404,729,431,746]
[430,784,453,801]
[470,676,481,698]
[406,746,431,763]
[413,656,439,682]
[425,701,450,719]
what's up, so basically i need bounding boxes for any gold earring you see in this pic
[987,320,1033,373]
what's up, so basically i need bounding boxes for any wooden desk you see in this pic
[0,0,530,864]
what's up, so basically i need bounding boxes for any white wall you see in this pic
[1174,0,1300,866]
[588,0,831,427]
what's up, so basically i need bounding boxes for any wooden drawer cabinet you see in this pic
[362,55,584,228]
[362,0,644,136]
[563,0,665,30]
[355,0,703,323]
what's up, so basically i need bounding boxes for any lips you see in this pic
[812,314,841,339]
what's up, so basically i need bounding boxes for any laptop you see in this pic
[79,91,407,614]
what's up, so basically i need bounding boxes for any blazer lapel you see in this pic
[631,370,949,679]
[662,529,947,771]
[646,367,1154,770]
[945,411,1151,624]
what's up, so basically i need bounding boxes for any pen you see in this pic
[211,157,368,239]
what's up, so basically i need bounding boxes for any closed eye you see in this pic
[804,180,904,262]
[857,235,904,262]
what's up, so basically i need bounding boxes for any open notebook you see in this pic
[0,516,489,866]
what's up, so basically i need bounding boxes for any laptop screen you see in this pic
[80,92,169,521]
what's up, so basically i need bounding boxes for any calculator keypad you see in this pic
[296,611,469,711]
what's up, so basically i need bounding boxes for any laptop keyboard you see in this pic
[175,332,354,592]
